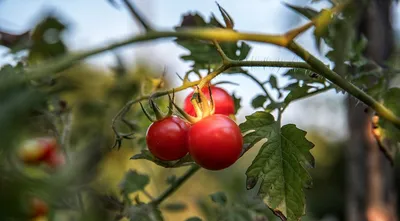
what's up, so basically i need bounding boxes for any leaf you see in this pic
[128,204,164,221]
[131,149,194,168]
[374,88,400,160]
[186,217,202,221]
[29,16,68,63]
[269,75,279,90]
[284,84,311,104]
[240,111,314,221]
[163,202,187,212]
[119,170,150,194]
[175,13,251,72]
[166,175,177,184]
[283,68,324,84]
[232,92,242,114]
[285,3,319,20]
[251,95,268,109]
[210,192,228,206]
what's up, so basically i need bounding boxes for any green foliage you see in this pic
[131,149,195,168]
[120,170,150,194]
[232,92,242,114]
[128,204,164,221]
[210,192,228,206]
[174,9,251,72]
[240,111,315,221]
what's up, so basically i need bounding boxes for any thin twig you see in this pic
[121,0,153,32]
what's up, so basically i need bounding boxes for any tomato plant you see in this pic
[188,114,242,170]
[18,137,58,165]
[184,86,235,117]
[146,116,190,161]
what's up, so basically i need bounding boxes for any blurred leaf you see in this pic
[29,16,68,63]
[285,3,319,20]
[269,75,279,90]
[374,88,400,160]
[128,204,163,221]
[240,111,314,221]
[210,192,227,206]
[314,9,333,37]
[163,202,187,212]
[0,30,30,52]
[284,84,311,104]
[283,68,324,84]
[186,217,202,221]
[251,94,267,109]
[119,170,150,194]
[175,13,251,72]
[131,149,194,168]
[232,92,241,114]
[166,175,177,184]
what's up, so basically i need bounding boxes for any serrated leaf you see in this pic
[175,13,251,72]
[131,149,194,168]
[210,192,228,206]
[240,111,314,221]
[119,170,150,194]
[285,3,319,20]
[232,92,242,114]
[251,95,268,109]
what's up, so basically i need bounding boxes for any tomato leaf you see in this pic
[210,192,228,206]
[374,88,400,160]
[131,149,195,168]
[232,92,242,114]
[240,111,315,221]
[175,13,251,73]
[119,170,150,194]
[251,94,268,109]
[283,68,325,85]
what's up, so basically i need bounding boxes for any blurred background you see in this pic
[1,0,400,221]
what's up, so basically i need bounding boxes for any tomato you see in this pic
[146,116,190,161]
[188,114,243,170]
[184,86,235,117]
[30,198,49,218]
[18,137,58,165]
[45,151,66,168]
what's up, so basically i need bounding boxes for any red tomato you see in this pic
[45,151,66,168]
[18,137,58,165]
[184,86,235,117]
[188,114,243,170]
[30,198,49,218]
[146,116,190,161]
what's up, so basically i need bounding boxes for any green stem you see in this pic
[287,41,400,127]
[153,165,200,205]
[230,60,312,70]
[241,71,277,105]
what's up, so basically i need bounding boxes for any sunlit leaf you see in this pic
[240,111,314,221]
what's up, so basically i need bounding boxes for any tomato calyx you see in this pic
[172,85,216,124]
[139,92,175,122]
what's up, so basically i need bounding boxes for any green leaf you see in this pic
[284,84,311,104]
[128,204,164,221]
[166,175,177,184]
[283,68,324,84]
[285,3,319,20]
[240,111,314,221]
[251,95,267,109]
[119,170,150,194]
[131,149,194,168]
[375,88,400,159]
[186,217,202,221]
[163,202,187,212]
[232,92,242,114]
[269,75,279,90]
[210,192,228,206]
[175,13,251,72]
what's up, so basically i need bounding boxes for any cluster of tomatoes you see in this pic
[16,137,65,219]
[145,86,243,170]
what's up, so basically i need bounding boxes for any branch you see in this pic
[152,165,200,205]
[121,0,153,32]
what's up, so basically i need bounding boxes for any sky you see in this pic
[2,0,398,141]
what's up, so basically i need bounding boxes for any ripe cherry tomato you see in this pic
[188,114,243,170]
[146,116,190,161]
[30,198,49,219]
[18,137,58,165]
[184,86,235,117]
